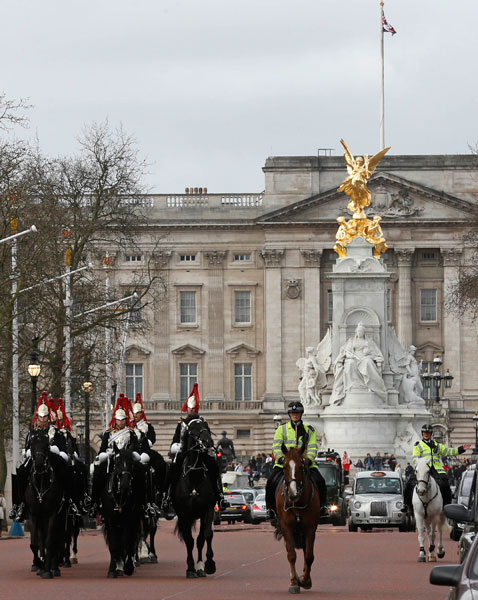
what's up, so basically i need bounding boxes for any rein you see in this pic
[282,459,315,512]
[415,466,439,519]
[108,455,134,513]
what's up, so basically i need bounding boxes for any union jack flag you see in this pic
[382,15,397,35]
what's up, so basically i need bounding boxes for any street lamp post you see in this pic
[421,356,453,407]
[27,337,41,416]
[82,379,93,474]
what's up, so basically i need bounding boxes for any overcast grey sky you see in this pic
[2,1,478,192]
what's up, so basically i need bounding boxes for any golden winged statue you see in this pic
[338,139,390,219]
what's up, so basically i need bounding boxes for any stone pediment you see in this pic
[225,343,261,356]
[125,344,151,356]
[257,172,476,223]
[171,344,205,357]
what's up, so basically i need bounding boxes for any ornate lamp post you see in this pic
[421,356,453,406]
[82,379,93,474]
[27,337,41,416]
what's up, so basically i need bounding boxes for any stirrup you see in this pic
[15,503,26,523]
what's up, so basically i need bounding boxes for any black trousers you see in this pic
[265,466,327,511]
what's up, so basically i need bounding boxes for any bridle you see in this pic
[282,455,314,512]
[415,459,439,518]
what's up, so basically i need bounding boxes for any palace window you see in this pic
[233,253,251,262]
[420,289,437,322]
[180,254,196,263]
[126,364,143,398]
[234,290,251,324]
[180,291,197,323]
[236,429,251,439]
[180,363,198,401]
[124,254,143,262]
[129,294,142,324]
[234,363,252,401]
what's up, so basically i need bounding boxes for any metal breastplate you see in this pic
[109,428,130,450]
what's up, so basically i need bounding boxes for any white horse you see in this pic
[413,456,448,563]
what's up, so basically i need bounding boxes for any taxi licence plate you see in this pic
[370,518,388,523]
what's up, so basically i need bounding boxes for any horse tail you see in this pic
[273,523,283,542]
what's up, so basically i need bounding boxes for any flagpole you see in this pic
[380,0,385,150]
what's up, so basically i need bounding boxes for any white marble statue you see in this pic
[296,330,331,407]
[330,322,387,405]
[388,328,425,408]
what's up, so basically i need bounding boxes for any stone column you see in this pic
[261,248,284,408]
[301,249,323,347]
[204,250,227,401]
[153,251,172,400]
[442,248,463,399]
[395,248,414,349]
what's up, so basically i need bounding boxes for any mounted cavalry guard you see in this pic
[404,423,471,513]
[10,394,66,522]
[265,400,327,524]
[162,383,227,512]
[91,394,149,515]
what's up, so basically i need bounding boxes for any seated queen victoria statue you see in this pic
[330,323,387,406]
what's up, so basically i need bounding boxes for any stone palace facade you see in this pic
[99,153,478,458]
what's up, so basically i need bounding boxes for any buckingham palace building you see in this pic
[103,152,478,458]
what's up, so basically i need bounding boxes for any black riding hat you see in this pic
[421,424,433,434]
[287,401,304,414]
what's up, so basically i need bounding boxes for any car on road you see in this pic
[229,488,263,523]
[348,471,408,532]
[316,449,347,526]
[214,493,251,525]
[449,466,475,542]
[430,525,478,598]
[250,491,268,524]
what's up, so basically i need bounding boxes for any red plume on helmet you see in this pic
[181,383,200,413]
[132,392,147,422]
[109,393,132,428]
[55,398,72,431]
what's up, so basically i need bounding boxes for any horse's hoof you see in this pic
[41,571,53,579]
[53,569,61,577]
[428,556,437,562]
[149,555,158,564]
[63,560,72,568]
[437,551,446,559]
[299,579,312,590]
[288,585,301,594]
[116,569,124,577]
[418,556,426,563]
[31,565,38,572]
[107,571,117,579]
[124,558,135,576]
[71,557,78,565]
[139,557,150,564]
[187,570,198,578]
[196,569,206,577]
[36,569,43,576]
[205,560,216,575]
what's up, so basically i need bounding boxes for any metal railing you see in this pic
[143,400,263,411]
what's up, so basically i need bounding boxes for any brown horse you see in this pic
[274,443,320,594]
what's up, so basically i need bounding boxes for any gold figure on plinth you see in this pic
[335,139,390,258]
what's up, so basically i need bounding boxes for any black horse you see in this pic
[26,430,68,579]
[99,444,145,578]
[138,450,167,564]
[173,418,217,578]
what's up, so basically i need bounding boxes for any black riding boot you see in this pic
[435,474,452,506]
[309,468,329,516]
[265,467,284,522]
[404,476,416,514]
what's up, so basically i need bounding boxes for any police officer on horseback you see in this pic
[162,384,227,512]
[265,401,327,522]
[404,423,471,512]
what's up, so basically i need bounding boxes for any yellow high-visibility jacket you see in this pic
[412,439,464,474]
[272,421,318,469]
